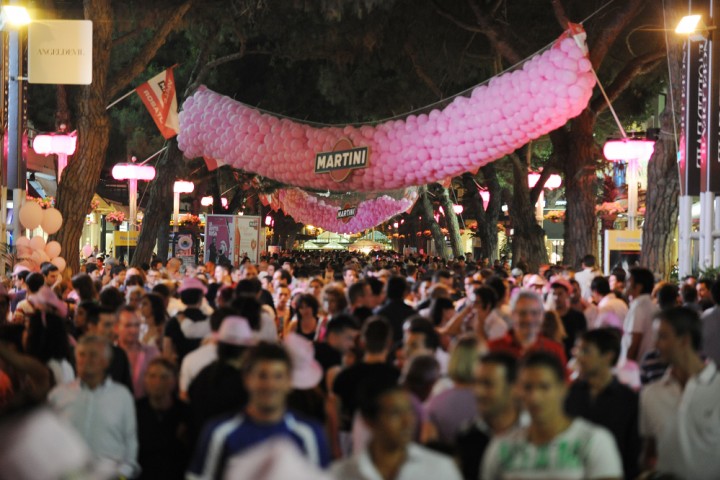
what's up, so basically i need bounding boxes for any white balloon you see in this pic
[19,202,43,230]
[81,244,94,258]
[51,256,66,273]
[45,241,62,260]
[41,208,63,234]
[29,236,46,251]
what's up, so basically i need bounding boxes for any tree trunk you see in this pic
[54,0,113,274]
[419,186,448,259]
[437,185,463,259]
[507,154,548,272]
[131,141,180,266]
[559,112,599,269]
[462,165,501,263]
[641,36,681,279]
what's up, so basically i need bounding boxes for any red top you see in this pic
[488,331,568,372]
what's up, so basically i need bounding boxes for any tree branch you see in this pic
[588,0,646,69]
[551,0,569,29]
[404,42,443,98]
[465,0,524,64]
[433,1,484,34]
[108,0,194,99]
[590,49,666,114]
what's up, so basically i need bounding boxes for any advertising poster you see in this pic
[234,216,263,265]
[603,230,642,275]
[204,215,235,265]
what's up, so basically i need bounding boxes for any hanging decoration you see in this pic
[264,188,418,234]
[178,26,594,193]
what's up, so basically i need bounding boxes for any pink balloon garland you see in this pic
[266,188,418,234]
[178,29,595,192]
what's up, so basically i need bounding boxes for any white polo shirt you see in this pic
[640,361,720,480]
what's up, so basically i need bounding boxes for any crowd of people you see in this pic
[0,251,719,480]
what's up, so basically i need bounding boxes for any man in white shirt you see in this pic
[624,268,658,362]
[48,335,138,478]
[640,306,720,480]
[574,254,600,302]
[590,276,628,330]
[482,351,623,480]
[331,383,462,480]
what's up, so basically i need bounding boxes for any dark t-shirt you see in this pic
[564,378,640,480]
[188,361,248,439]
[136,397,190,480]
[560,309,587,359]
[332,362,400,430]
[109,345,134,395]
[164,308,208,364]
[313,342,342,393]
[455,421,492,480]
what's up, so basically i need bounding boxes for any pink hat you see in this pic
[178,276,208,294]
[549,276,573,293]
[12,265,30,276]
[29,286,68,318]
[216,317,256,347]
[284,333,323,390]
[525,274,547,287]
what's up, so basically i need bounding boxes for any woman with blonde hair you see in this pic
[424,335,479,447]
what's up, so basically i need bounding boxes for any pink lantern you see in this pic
[33,132,77,183]
[111,162,156,231]
[393,222,399,228]
[478,189,490,210]
[265,215,274,227]
[602,139,655,163]
[173,180,195,193]
[200,196,227,207]
[453,204,464,214]
[528,171,562,189]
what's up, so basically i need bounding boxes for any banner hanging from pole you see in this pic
[135,67,179,139]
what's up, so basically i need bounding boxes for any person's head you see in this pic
[75,335,112,385]
[609,267,626,291]
[343,266,359,287]
[581,255,595,269]
[110,265,127,285]
[143,357,178,400]
[590,276,611,303]
[325,314,359,354]
[655,306,702,364]
[240,263,259,280]
[464,275,481,298]
[576,328,621,379]
[41,263,60,286]
[71,273,97,302]
[214,264,231,283]
[475,352,518,419]
[401,353,440,402]
[626,267,655,300]
[518,351,567,423]
[359,383,415,449]
[296,293,319,320]
[485,275,508,305]
[432,269,454,290]
[243,342,293,416]
[231,294,262,331]
[25,272,45,295]
[448,335,478,385]
[117,306,141,346]
[99,286,125,311]
[510,290,544,345]
[361,316,392,354]
[347,280,371,308]
[166,257,182,274]
[308,278,324,299]
[697,278,714,302]
[139,292,167,328]
[474,286,497,312]
[712,279,720,305]
[658,283,681,310]
[385,276,409,302]
[75,300,99,333]
[540,310,566,343]
[88,305,118,341]
[321,285,347,315]
[550,280,571,314]
[23,311,70,363]
[403,315,440,359]
[125,286,144,310]
[274,285,291,307]
[568,279,582,304]
[429,297,455,327]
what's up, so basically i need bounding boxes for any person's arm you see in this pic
[437,304,474,337]
[640,437,657,473]
[626,333,643,362]
[120,390,140,478]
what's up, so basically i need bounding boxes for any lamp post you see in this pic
[528,171,562,225]
[603,139,655,231]
[33,132,77,183]
[2,4,31,245]
[111,161,156,231]
[173,180,194,232]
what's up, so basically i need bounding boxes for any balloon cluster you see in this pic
[178,31,595,193]
[15,201,66,272]
[271,188,417,234]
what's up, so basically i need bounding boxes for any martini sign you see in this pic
[337,205,357,224]
[314,138,369,182]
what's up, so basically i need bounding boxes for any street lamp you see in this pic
[603,139,655,231]
[173,180,194,232]
[33,132,77,183]
[528,171,563,224]
[111,160,156,231]
[2,4,30,246]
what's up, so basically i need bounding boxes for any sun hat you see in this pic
[216,316,256,347]
[178,276,208,294]
[284,333,323,389]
